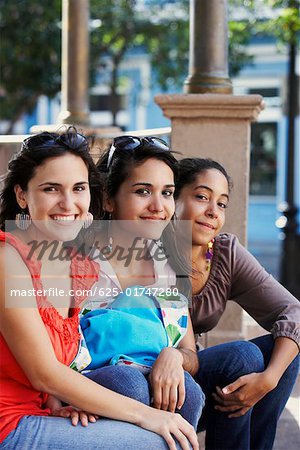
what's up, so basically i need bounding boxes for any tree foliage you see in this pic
[261,0,300,45]
[1,0,298,133]
[0,0,61,133]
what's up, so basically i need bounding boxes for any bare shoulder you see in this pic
[0,240,32,278]
[0,241,35,309]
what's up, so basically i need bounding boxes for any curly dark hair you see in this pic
[175,157,233,198]
[0,126,103,230]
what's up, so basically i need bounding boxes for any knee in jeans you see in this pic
[184,373,205,409]
[193,384,205,410]
[88,366,150,405]
[128,381,150,405]
[226,341,265,378]
[113,366,150,404]
[284,352,300,380]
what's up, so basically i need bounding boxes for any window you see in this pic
[90,94,127,112]
[250,122,277,195]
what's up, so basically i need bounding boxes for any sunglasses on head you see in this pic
[107,135,169,168]
[21,131,89,152]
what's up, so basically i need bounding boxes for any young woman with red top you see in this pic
[0,129,199,450]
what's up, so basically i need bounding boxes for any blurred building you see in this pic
[2,7,299,281]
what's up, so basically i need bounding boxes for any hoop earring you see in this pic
[205,239,214,272]
[102,213,113,255]
[15,211,32,231]
[83,212,93,229]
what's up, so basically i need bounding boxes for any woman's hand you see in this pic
[46,395,99,427]
[139,407,199,450]
[213,371,277,418]
[149,347,185,412]
[51,404,99,426]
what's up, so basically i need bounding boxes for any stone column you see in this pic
[58,0,90,125]
[155,94,265,346]
[184,0,232,94]
[30,0,121,142]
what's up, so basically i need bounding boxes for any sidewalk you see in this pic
[273,375,299,450]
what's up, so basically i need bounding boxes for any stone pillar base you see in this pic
[57,110,90,126]
[155,93,265,345]
[184,75,232,94]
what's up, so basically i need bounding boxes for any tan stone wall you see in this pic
[170,116,250,243]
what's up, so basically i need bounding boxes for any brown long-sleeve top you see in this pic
[191,233,300,349]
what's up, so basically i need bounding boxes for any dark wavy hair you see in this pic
[175,157,233,198]
[96,137,191,297]
[0,127,103,231]
[96,139,178,217]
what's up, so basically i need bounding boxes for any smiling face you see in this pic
[14,153,91,242]
[106,158,175,240]
[175,169,229,246]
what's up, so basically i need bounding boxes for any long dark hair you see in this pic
[175,158,232,282]
[97,140,178,217]
[175,158,233,198]
[97,137,191,297]
[0,127,103,231]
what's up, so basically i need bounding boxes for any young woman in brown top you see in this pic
[174,158,300,450]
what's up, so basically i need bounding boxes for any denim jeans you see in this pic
[86,364,205,429]
[1,366,202,450]
[196,334,300,450]
[0,416,171,450]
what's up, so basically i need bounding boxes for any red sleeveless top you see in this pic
[0,231,99,443]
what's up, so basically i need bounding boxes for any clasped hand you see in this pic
[213,371,277,418]
[48,396,99,426]
[149,347,185,412]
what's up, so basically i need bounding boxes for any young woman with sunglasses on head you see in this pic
[174,157,300,450]
[74,136,204,432]
[0,129,199,450]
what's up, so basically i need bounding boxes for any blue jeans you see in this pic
[0,416,171,450]
[196,334,300,450]
[86,364,205,429]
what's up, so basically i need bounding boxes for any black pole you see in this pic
[278,1,299,294]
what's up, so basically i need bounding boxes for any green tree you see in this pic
[0,0,147,131]
[260,0,300,45]
[3,0,296,133]
[0,0,61,134]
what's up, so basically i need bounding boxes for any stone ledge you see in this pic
[155,94,265,121]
